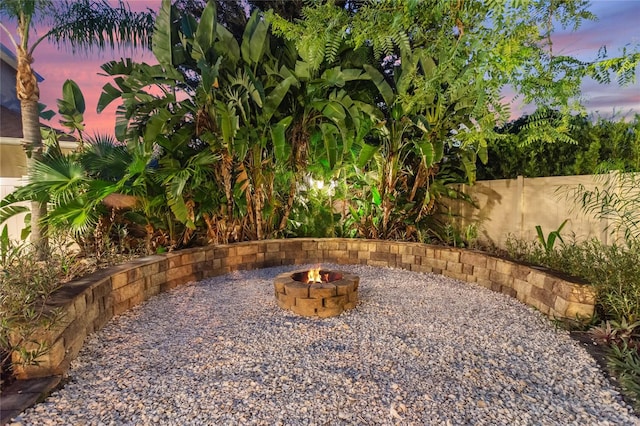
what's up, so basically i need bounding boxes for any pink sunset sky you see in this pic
[1,0,639,137]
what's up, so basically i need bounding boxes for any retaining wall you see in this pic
[13,238,596,379]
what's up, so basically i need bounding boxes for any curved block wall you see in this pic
[13,238,595,379]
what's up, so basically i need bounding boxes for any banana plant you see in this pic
[97,1,300,242]
[272,45,380,235]
[358,44,498,239]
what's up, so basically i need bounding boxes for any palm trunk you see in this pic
[278,180,297,232]
[17,47,48,259]
[381,154,397,239]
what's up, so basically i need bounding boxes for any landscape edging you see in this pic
[13,238,596,380]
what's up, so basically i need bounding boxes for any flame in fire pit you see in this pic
[307,268,322,283]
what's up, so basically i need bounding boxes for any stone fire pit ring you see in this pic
[274,269,359,317]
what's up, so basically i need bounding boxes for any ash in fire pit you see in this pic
[274,268,359,317]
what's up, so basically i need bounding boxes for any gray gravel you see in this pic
[12,264,640,425]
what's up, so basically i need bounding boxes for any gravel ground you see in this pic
[12,264,640,425]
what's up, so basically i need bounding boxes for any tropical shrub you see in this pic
[0,230,70,388]
[478,113,640,179]
[568,171,640,245]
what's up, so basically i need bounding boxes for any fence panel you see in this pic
[0,176,27,242]
[453,174,620,248]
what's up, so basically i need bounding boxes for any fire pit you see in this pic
[274,268,359,317]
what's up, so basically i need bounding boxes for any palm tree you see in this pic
[0,0,154,258]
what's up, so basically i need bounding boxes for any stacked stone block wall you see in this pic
[14,239,595,379]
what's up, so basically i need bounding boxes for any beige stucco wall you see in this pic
[454,174,621,248]
[0,139,78,241]
[1,140,29,177]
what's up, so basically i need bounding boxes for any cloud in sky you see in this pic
[0,0,638,137]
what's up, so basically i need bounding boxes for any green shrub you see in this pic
[506,233,640,407]
[0,227,140,388]
[608,343,640,410]
[0,230,65,387]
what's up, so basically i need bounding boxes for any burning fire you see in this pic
[306,267,326,284]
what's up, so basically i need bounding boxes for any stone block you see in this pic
[145,284,161,299]
[181,249,206,265]
[167,255,182,268]
[328,249,348,260]
[285,241,304,254]
[375,242,391,253]
[460,252,487,268]
[241,254,258,265]
[495,259,513,275]
[212,247,229,259]
[324,295,348,308]
[397,244,413,255]
[348,292,358,303]
[422,258,447,271]
[562,300,594,319]
[167,264,193,281]
[334,281,354,296]
[554,281,596,304]
[411,245,428,258]
[528,272,546,289]
[13,338,65,378]
[266,242,281,253]
[237,244,259,256]
[292,298,322,316]
[317,307,344,318]
[221,256,242,267]
[149,271,167,288]
[204,247,216,261]
[370,251,392,262]
[512,265,532,281]
[113,279,145,304]
[93,312,111,332]
[285,281,309,298]
[438,249,461,263]
[84,301,100,324]
[157,259,169,272]
[265,251,285,262]
[554,297,569,316]
[501,287,517,299]
[443,270,467,281]
[129,292,146,308]
[401,254,415,265]
[326,241,344,251]
[126,267,142,283]
[277,293,296,309]
[274,279,287,293]
[410,264,433,274]
[301,241,317,251]
[91,279,111,301]
[476,278,493,289]
[473,267,491,280]
[530,286,556,309]
[358,250,370,260]
[111,272,129,290]
[139,262,160,278]
[485,257,497,271]
[446,262,463,274]
[489,270,512,287]
[525,295,548,315]
[309,283,337,299]
[513,279,531,298]
[113,300,130,316]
